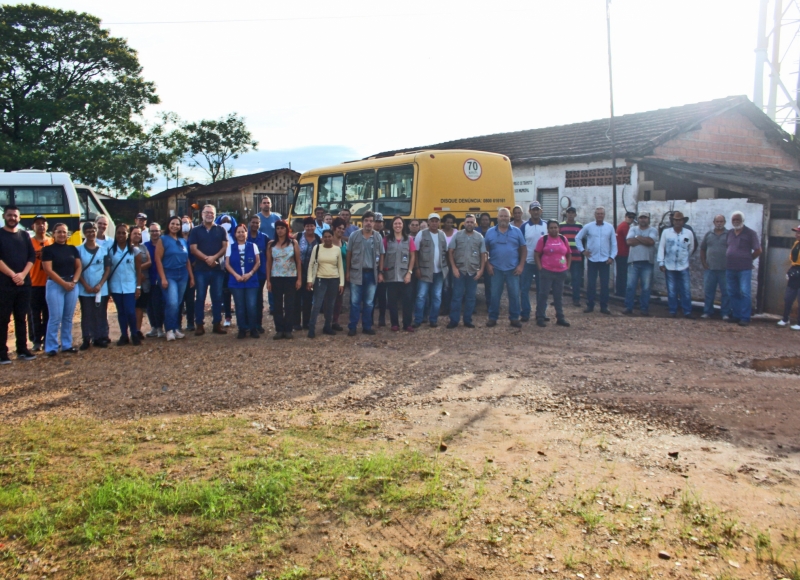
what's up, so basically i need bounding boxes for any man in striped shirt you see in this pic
[559,207,584,306]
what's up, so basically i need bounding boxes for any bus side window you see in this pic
[294,184,313,216]
[345,170,375,203]
[377,166,413,199]
[318,175,343,209]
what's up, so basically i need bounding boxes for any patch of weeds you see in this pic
[577,508,603,533]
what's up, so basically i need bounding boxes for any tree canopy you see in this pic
[185,113,258,183]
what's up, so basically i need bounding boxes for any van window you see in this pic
[12,187,68,215]
[376,165,413,215]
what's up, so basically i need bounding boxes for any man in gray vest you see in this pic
[447,214,487,328]
[345,210,384,336]
[413,212,449,328]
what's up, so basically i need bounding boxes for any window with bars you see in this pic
[565,167,631,188]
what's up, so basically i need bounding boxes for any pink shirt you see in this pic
[535,235,570,272]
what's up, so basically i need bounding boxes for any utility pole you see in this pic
[606,0,618,227]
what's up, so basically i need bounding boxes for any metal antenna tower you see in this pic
[754,0,800,132]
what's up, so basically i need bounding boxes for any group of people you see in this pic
[0,196,788,363]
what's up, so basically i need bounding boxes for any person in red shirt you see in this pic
[29,215,53,351]
[615,212,635,297]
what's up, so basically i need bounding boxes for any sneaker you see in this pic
[156,328,165,338]
[223,319,232,327]
[17,350,36,361]
[174,329,185,339]
[791,324,800,331]
[363,328,376,335]
[777,319,789,327]
[391,325,400,332]
[556,319,571,327]
[536,319,547,327]
[348,328,357,336]
[146,328,159,338]
[701,314,711,319]
[404,326,415,332]
[600,308,612,315]
[166,330,176,341]
[46,351,57,357]
[510,320,522,328]
[332,323,344,332]
[62,346,79,354]
[0,353,11,365]
[446,322,458,329]
[486,319,497,327]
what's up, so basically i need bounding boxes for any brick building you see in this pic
[185,169,300,223]
[372,96,800,314]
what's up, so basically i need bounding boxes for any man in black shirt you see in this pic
[0,206,37,363]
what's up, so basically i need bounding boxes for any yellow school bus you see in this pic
[288,150,514,230]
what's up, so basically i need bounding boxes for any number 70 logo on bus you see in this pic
[463,159,482,181]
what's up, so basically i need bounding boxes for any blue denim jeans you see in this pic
[449,272,478,325]
[111,292,137,338]
[586,261,610,310]
[349,270,377,330]
[665,268,692,315]
[194,269,225,326]
[231,286,258,331]
[703,269,730,317]
[625,261,653,312]
[520,262,539,319]
[163,272,189,332]
[147,284,164,330]
[726,269,753,322]
[414,272,444,325]
[45,280,78,352]
[489,268,521,321]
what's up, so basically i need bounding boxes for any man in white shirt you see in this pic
[574,207,617,314]
[519,201,548,322]
[657,211,695,318]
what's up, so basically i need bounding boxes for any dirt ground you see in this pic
[2,290,800,579]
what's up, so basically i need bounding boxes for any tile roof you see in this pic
[370,96,800,165]
[146,183,203,200]
[187,169,299,197]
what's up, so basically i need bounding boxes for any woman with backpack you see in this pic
[534,220,571,328]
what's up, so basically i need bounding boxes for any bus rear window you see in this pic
[12,187,67,215]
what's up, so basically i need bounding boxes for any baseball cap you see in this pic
[638,211,650,218]
[792,224,800,232]
[428,212,440,221]
[566,206,577,213]
[373,212,384,221]
[529,201,542,210]
[32,215,47,223]
[625,211,636,219]
[136,212,147,219]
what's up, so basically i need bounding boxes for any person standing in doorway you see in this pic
[519,201,548,322]
[189,205,229,335]
[29,215,52,351]
[574,206,617,314]
[700,215,730,320]
[0,206,37,363]
[559,207,584,306]
[615,211,635,297]
[725,211,762,327]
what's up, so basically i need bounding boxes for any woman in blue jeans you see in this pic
[156,216,195,342]
[108,224,144,346]
[225,224,261,338]
[41,223,82,356]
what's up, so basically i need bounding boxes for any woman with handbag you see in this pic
[41,223,82,356]
[77,222,111,350]
[109,223,144,346]
[778,225,800,330]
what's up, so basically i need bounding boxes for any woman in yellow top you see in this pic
[306,229,344,338]
[778,225,800,330]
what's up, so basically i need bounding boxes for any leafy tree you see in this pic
[184,113,258,183]
[0,4,159,192]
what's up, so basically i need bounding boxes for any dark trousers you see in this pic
[0,286,31,355]
[783,284,800,324]
[537,269,567,321]
[386,281,413,328]
[79,295,109,341]
[482,271,493,310]
[615,255,628,297]
[222,276,233,320]
[293,271,313,329]
[569,257,584,305]
[256,276,267,328]
[333,282,347,324]
[147,284,164,330]
[309,278,340,331]
[376,281,388,323]
[271,277,297,333]
[439,270,453,316]
[179,283,196,329]
[586,261,611,310]
[30,286,48,345]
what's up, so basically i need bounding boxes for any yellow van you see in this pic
[289,149,514,230]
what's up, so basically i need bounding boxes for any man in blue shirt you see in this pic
[188,205,229,335]
[574,206,617,314]
[248,215,269,333]
[484,207,526,327]
[257,196,281,240]
[314,206,330,237]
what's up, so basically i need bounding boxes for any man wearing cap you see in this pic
[136,213,150,243]
[373,212,388,326]
[0,205,37,363]
[413,213,448,328]
[725,211,761,327]
[700,215,730,320]
[559,207,584,306]
[574,207,617,314]
[657,210,695,318]
[615,211,636,297]
[29,215,52,351]
[314,206,330,238]
[484,207,526,327]
[519,201,548,322]
[346,210,384,335]
[624,212,658,316]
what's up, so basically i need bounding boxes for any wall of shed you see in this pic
[637,199,764,306]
